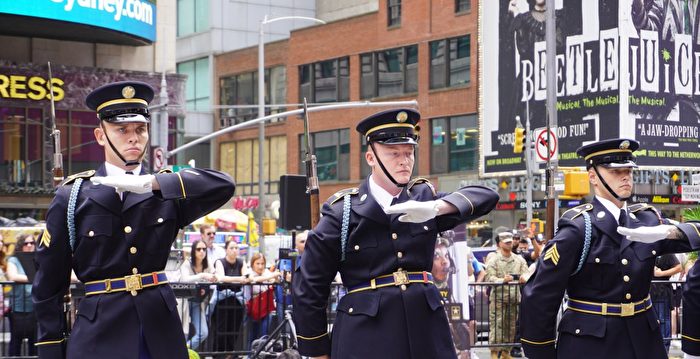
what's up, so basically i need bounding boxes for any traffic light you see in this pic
[513,127,525,154]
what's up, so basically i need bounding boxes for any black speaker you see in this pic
[279,175,311,230]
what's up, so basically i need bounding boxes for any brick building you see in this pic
[214,0,476,220]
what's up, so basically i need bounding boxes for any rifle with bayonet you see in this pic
[48,62,64,187]
[302,98,320,228]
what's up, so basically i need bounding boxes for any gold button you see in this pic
[349,307,354,313]
[157,218,164,223]
[132,268,138,274]
[88,230,95,237]
[397,252,403,258]
[652,250,657,255]
[595,258,600,263]
[354,245,360,251]
[392,233,398,240]
[575,329,581,334]
[623,275,630,282]
[130,247,137,254]
[423,225,429,231]
[621,259,629,265]
[131,290,138,296]
[124,226,132,233]
[400,284,407,291]
[626,293,632,300]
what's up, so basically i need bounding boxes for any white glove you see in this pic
[617,224,675,243]
[91,174,155,194]
[385,200,439,223]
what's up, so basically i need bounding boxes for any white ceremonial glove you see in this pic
[617,224,675,244]
[385,200,439,223]
[91,174,155,194]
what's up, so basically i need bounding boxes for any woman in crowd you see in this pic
[6,233,37,356]
[212,238,250,356]
[246,253,281,349]
[180,239,217,351]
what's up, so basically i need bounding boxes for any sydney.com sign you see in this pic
[0,0,156,43]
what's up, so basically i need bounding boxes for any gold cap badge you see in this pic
[619,140,630,149]
[122,86,136,99]
[396,111,408,123]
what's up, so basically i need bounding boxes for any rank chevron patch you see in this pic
[39,230,52,248]
[543,243,560,266]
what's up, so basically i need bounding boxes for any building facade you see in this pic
[0,1,184,220]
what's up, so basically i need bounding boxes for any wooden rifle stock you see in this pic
[302,98,321,228]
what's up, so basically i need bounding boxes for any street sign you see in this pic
[534,127,558,163]
[541,171,565,192]
[693,173,700,185]
[153,147,165,171]
[682,185,700,202]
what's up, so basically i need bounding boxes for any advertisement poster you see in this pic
[481,0,700,176]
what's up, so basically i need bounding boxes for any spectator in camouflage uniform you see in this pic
[485,231,529,359]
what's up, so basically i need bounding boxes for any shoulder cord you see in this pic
[571,211,592,276]
[67,178,84,252]
[340,194,351,262]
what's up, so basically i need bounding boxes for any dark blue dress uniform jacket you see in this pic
[292,178,498,359]
[520,198,692,359]
[674,221,700,355]
[33,164,235,359]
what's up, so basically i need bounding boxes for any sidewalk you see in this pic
[470,343,685,358]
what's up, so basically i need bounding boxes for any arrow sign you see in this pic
[534,127,558,163]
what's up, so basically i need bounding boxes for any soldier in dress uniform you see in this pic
[32,81,236,359]
[519,138,693,359]
[291,108,499,359]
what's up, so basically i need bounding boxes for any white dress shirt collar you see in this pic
[369,174,399,212]
[104,162,142,176]
[596,195,627,224]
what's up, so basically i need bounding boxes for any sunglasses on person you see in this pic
[195,247,207,252]
[23,241,35,247]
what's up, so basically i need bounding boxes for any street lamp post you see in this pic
[257,15,325,221]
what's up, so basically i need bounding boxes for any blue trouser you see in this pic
[653,299,672,352]
[188,300,209,350]
[248,314,272,349]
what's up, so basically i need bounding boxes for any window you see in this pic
[219,66,287,126]
[299,129,350,182]
[178,57,210,112]
[388,0,401,27]
[430,35,470,89]
[220,136,287,196]
[456,0,470,13]
[431,114,478,173]
[298,58,349,103]
[360,135,419,178]
[177,0,209,37]
[361,45,418,99]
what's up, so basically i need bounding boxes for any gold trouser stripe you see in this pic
[521,338,556,345]
[298,332,329,341]
[176,172,186,198]
[683,334,700,342]
[35,338,66,346]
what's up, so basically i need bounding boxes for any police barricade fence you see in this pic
[469,281,683,351]
[0,280,682,358]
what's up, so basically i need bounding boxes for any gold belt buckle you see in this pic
[620,302,635,317]
[393,270,409,286]
[124,274,143,293]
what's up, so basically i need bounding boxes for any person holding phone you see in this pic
[485,231,529,359]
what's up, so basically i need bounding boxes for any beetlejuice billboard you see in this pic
[480,0,700,176]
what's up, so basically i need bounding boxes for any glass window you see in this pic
[360,54,375,99]
[299,129,350,182]
[177,0,209,37]
[388,0,402,27]
[430,40,447,89]
[378,48,403,97]
[430,35,470,89]
[430,115,478,174]
[177,57,210,112]
[338,58,350,101]
[314,60,337,103]
[299,64,312,102]
[456,0,470,13]
[405,45,418,93]
[220,67,286,126]
[360,136,371,178]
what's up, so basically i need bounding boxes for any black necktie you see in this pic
[619,209,627,227]
[122,171,133,201]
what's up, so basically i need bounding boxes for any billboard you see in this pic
[0,0,156,43]
[480,0,700,176]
